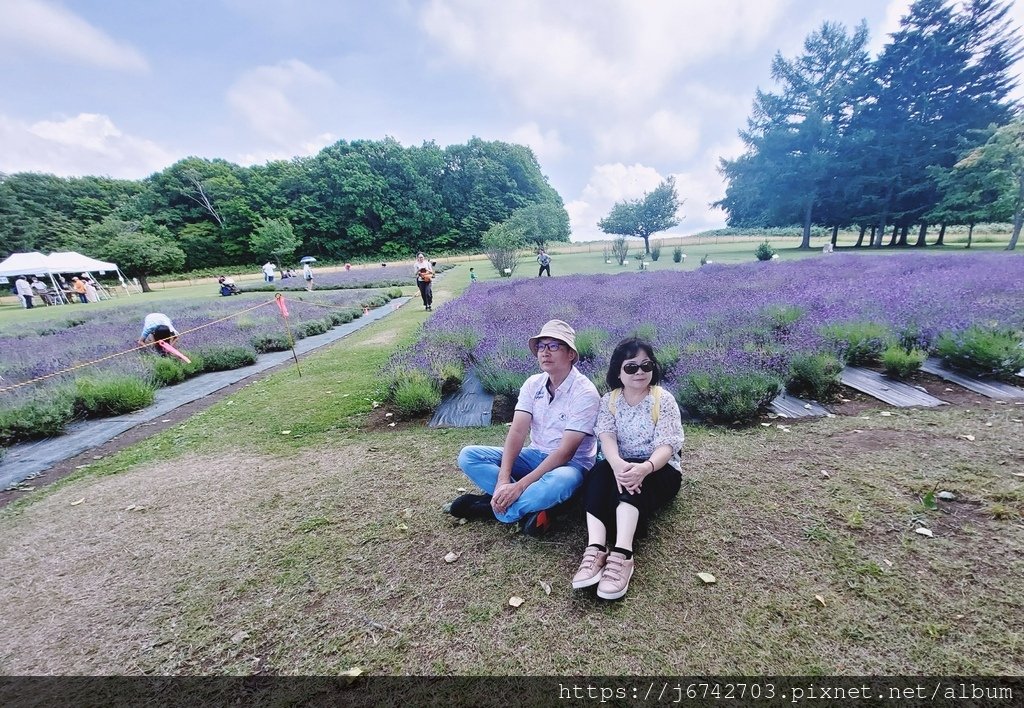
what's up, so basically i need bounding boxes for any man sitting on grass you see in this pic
[450,320,600,536]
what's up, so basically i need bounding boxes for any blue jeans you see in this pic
[457,445,586,523]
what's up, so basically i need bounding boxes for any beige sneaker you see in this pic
[596,552,634,600]
[571,546,609,589]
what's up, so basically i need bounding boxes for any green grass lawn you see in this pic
[1,249,1022,676]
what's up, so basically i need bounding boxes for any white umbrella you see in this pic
[299,256,317,264]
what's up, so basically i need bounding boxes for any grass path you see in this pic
[1,267,1022,675]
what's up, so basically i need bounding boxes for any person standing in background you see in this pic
[14,275,33,308]
[262,261,276,283]
[302,262,314,291]
[537,248,552,277]
[413,252,434,311]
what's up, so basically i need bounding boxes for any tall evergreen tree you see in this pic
[717,21,871,248]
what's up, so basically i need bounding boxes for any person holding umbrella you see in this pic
[300,256,316,291]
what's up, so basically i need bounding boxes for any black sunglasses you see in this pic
[622,360,655,375]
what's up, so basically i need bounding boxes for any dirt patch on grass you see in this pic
[355,328,400,347]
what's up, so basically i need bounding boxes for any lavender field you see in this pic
[0,289,395,413]
[238,264,454,292]
[392,253,1024,397]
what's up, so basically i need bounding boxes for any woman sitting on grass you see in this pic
[572,337,684,600]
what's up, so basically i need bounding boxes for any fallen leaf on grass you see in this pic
[760,423,771,427]
[803,403,812,410]
[814,594,827,607]
[697,572,716,584]
[388,422,396,427]
[820,470,830,479]
[444,551,461,564]
[231,630,249,644]
[70,498,85,506]
[161,419,171,423]
[508,596,525,607]
[340,667,363,678]
[458,518,467,525]
[1012,473,1024,478]
[539,580,551,595]
[882,559,893,567]
[958,434,975,441]
[402,508,413,518]
[879,411,892,417]
[915,527,934,538]
[280,430,292,435]
[396,523,408,531]
[125,505,136,511]
[384,412,393,418]
[226,401,234,406]
[456,487,467,493]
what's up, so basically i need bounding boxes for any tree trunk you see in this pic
[914,222,928,247]
[642,234,651,255]
[831,224,839,246]
[967,223,974,249]
[888,224,899,247]
[895,224,909,246]
[935,223,946,246]
[800,203,813,249]
[854,226,865,248]
[139,275,152,293]
[1008,211,1022,250]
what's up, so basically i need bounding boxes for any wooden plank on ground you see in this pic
[769,391,830,418]
[430,368,494,428]
[840,367,946,407]
[921,357,1024,400]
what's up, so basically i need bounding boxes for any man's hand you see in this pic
[491,481,525,514]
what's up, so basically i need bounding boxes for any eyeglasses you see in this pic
[535,341,564,352]
[622,360,655,375]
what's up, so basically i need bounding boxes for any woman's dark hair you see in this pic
[152,325,174,343]
[605,337,662,390]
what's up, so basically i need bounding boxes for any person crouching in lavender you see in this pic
[450,319,600,536]
[571,337,684,600]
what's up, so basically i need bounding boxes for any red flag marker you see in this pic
[275,293,289,317]
[157,340,192,363]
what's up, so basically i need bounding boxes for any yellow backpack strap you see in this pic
[608,388,620,416]
[651,385,661,426]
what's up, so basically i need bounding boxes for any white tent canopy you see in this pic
[0,251,51,277]
[1,250,138,302]
[45,251,118,274]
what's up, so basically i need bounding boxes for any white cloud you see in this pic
[420,0,792,115]
[0,113,175,178]
[226,60,337,148]
[594,109,701,163]
[566,163,666,241]
[508,122,567,162]
[868,0,912,56]
[0,0,148,72]
[237,131,338,166]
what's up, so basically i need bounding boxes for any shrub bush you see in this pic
[822,322,895,365]
[387,287,404,299]
[149,352,205,386]
[935,326,1024,379]
[765,304,805,331]
[574,328,608,360]
[673,246,683,263]
[326,310,353,326]
[250,332,292,353]
[73,375,155,418]
[676,369,782,423]
[477,364,531,397]
[650,241,662,261]
[787,352,844,400]
[881,345,926,378]
[755,240,776,261]
[199,346,258,372]
[0,392,74,446]
[296,319,329,338]
[390,370,442,417]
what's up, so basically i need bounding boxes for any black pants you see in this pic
[21,295,33,308]
[417,280,433,307]
[583,458,681,543]
[538,264,550,277]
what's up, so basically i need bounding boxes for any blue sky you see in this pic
[2,0,1022,240]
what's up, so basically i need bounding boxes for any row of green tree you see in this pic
[0,137,571,286]
[716,0,1024,250]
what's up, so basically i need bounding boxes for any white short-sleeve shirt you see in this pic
[515,367,601,470]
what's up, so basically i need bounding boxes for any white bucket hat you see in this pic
[528,319,577,356]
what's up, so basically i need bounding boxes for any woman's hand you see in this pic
[616,461,650,494]
[491,481,524,514]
